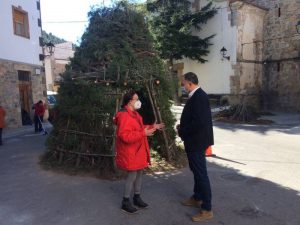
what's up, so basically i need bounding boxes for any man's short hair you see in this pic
[184,72,198,85]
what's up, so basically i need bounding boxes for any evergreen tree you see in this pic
[146,0,218,64]
[42,1,178,176]
[42,30,66,45]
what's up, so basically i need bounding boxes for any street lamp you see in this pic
[39,42,55,61]
[296,21,300,34]
[45,42,55,55]
[220,46,230,61]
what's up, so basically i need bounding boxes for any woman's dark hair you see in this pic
[121,90,137,108]
[184,72,199,85]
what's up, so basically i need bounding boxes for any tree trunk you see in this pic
[167,60,180,105]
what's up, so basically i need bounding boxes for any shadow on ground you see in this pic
[143,162,300,225]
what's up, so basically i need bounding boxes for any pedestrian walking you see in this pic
[177,72,214,222]
[0,104,6,146]
[114,90,164,214]
[33,100,45,133]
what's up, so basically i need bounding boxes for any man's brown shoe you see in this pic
[191,210,213,222]
[181,197,202,207]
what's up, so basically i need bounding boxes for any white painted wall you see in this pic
[0,0,42,66]
[178,0,237,94]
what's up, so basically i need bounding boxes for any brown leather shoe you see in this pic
[191,210,213,222]
[181,197,202,207]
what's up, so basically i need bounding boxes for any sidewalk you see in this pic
[2,122,52,139]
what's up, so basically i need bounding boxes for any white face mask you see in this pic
[134,100,142,110]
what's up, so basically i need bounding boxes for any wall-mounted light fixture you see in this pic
[45,42,55,55]
[296,21,300,34]
[39,42,55,61]
[220,46,230,61]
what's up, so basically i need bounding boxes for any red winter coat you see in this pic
[114,106,153,171]
[0,107,6,128]
[34,103,45,117]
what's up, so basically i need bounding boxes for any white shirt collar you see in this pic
[188,86,200,98]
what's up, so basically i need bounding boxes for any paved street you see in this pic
[0,113,300,225]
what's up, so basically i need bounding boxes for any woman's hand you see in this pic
[144,127,156,136]
[153,123,165,130]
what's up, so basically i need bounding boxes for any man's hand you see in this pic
[144,127,156,136]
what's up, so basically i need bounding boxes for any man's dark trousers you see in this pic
[34,115,43,132]
[0,128,2,145]
[187,150,212,211]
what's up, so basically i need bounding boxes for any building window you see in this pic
[38,18,41,27]
[18,71,30,81]
[12,6,30,39]
[39,37,44,46]
[37,1,40,10]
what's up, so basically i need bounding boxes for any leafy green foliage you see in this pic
[42,30,67,45]
[44,1,178,172]
[146,0,217,63]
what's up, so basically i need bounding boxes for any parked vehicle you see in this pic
[44,91,57,122]
[47,91,57,108]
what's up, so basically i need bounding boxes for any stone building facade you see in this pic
[0,61,46,127]
[179,0,300,112]
[45,42,74,92]
[0,0,46,127]
[229,1,267,108]
[261,0,300,111]
[230,0,300,111]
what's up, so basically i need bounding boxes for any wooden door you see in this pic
[19,83,30,113]
[18,71,32,125]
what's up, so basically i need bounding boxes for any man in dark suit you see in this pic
[177,72,214,222]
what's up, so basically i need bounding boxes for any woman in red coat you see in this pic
[114,90,164,214]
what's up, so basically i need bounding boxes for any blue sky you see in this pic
[41,0,145,44]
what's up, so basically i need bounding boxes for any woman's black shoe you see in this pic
[121,198,138,214]
[133,194,149,208]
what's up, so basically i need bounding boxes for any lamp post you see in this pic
[45,42,55,55]
[220,46,230,61]
[296,21,300,34]
[39,42,55,61]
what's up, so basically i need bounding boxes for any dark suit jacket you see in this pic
[178,88,214,152]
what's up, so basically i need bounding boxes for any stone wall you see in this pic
[243,0,277,9]
[262,0,300,111]
[0,59,47,127]
[228,0,300,112]
[229,1,267,109]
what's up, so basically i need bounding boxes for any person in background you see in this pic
[0,104,6,146]
[114,90,164,214]
[177,72,214,222]
[33,100,45,133]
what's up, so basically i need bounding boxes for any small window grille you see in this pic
[18,71,30,81]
